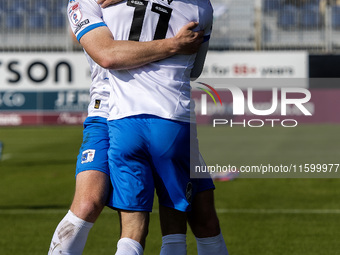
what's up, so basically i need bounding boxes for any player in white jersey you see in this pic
[80,0,213,122]
[48,2,206,255]
[63,0,229,254]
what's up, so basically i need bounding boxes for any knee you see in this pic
[71,197,105,222]
[80,199,104,214]
[159,205,187,236]
[189,210,221,238]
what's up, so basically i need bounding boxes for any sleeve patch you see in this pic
[68,2,82,25]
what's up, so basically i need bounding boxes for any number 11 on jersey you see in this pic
[127,0,173,41]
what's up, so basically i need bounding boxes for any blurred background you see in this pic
[1,0,340,124]
[1,0,340,51]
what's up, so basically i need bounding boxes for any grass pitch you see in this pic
[0,124,340,254]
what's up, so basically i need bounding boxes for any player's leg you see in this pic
[158,185,227,255]
[187,185,228,255]
[188,189,220,237]
[71,170,110,222]
[188,190,228,255]
[188,124,229,254]
[148,117,192,255]
[107,116,155,255]
[158,186,226,255]
[115,210,149,255]
[159,205,187,255]
[159,205,187,235]
[48,171,110,255]
[70,116,111,221]
[48,117,110,255]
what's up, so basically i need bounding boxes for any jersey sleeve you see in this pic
[67,0,107,42]
[198,0,213,43]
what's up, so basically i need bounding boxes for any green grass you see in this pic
[1,124,340,254]
[198,124,340,166]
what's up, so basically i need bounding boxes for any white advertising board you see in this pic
[200,51,308,79]
[0,52,91,91]
[0,51,309,92]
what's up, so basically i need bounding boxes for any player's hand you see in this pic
[97,0,122,8]
[173,22,204,55]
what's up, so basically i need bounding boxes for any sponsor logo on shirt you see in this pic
[74,19,90,35]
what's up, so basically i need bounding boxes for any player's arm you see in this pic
[79,22,204,70]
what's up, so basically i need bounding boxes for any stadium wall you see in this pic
[0,51,339,126]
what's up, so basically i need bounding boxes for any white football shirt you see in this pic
[68,0,213,122]
[84,52,112,118]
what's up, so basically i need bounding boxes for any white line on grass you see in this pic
[1,154,12,161]
[216,208,340,214]
[2,208,340,215]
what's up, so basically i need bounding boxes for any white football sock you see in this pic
[160,234,187,255]
[196,232,229,255]
[115,237,144,255]
[48,210,93,255]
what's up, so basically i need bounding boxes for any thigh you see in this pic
[149,118,193,212]
[107,117,155,212]
[151,119,215,212]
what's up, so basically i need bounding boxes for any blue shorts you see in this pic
[75,116,110,176]
[107,115,214,212]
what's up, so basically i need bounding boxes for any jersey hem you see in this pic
[108,112,193,123]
